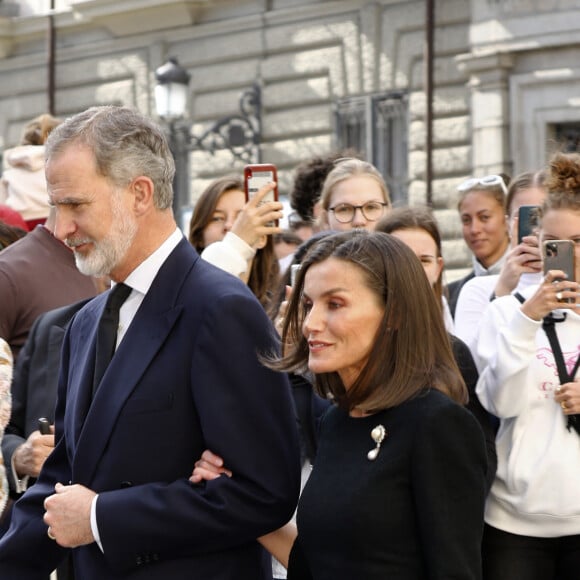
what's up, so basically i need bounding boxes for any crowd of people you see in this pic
[0,104,578,579]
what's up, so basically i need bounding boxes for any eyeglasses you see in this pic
[328,201,388,223]
[457,175,508,195]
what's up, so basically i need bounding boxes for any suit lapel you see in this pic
[70,239,196,484]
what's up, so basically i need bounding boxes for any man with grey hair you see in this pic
[0,106,300,579]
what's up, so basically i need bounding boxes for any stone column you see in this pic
[456,52,514,177]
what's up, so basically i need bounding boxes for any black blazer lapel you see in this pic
[70,238,197,485]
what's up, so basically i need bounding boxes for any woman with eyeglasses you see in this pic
[475,152,580,580]
[447,174,510,319]
[317,158,391,231]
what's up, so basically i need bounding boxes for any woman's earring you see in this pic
[367,424,386,461]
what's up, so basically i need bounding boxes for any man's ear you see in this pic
[131,176,155,215]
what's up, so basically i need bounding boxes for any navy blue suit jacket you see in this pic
[0,238,301,579]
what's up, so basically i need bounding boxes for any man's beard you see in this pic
[68,199,138,277]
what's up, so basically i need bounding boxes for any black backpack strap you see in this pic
[542,315,580,434]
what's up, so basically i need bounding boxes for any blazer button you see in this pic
[120,481,133,488]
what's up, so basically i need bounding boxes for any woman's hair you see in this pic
[267,230,334,321]
[375,206,444,305]
[319,158,391,211]
[505,170,547,217]
[46,106,175,210]
[188,175,279,308]
[20,114,62,146]
[270,230,466,412]
[542,152,580,214]
[0,221,27,250]
[457,176,508,213]
[188,176,241,253]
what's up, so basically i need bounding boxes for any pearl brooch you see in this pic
[367,424,386,461]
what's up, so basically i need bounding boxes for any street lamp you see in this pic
[154,57,262,223]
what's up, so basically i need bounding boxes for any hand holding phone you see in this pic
[543,240,576,303]
[38,417,52,435]
[244,164,278,204]
[517,205,541,244]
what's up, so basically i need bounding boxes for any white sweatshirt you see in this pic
[0,145,50,221]
[201,231,255,278]
[476,286,580,537]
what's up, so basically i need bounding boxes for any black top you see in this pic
[289,389,486,580]
[446,271,475,319]
[450,334,498,492]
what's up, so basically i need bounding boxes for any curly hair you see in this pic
[289,149,362,222]
[543,152,580,212]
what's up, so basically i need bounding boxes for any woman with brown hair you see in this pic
[188,175,282,308]
[447,175,510,318]
[193,230,487,579]
[376,206,497,492]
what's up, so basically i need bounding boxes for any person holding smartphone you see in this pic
[454,171,548,354]
[475,152,580,580]
[188,173,283,308]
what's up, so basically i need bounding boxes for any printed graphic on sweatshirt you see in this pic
[537,346,580,398]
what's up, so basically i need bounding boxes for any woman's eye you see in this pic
[302,300,313,312]
[328,301,342,310]
[211,215,225,223]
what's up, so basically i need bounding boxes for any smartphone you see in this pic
[543,240,575,302]
[518,205,541,243]
[38,417,51,435]
[244,164,278,204]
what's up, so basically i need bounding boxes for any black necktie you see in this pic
[93,283,132,395]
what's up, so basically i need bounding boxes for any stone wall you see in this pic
[1,0,580,280]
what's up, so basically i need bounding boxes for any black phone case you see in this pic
[518,205,541,243]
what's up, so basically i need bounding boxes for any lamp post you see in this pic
[154,57,262,222]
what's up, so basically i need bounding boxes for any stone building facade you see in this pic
[0,0,579,278]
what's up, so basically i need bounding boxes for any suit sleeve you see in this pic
[0,329,73,577]
[96,290,301,573]
[412,399,486,580]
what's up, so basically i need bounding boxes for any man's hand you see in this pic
[13,429,55,478]
[43,483,96,547]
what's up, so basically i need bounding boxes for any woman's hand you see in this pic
[189,450,232,484]
[494,219,542,297]
[520,269,580,321]
[232,183,283,248]
[258,521,298,569]
[274,285,293,336]
[554,381,580,415]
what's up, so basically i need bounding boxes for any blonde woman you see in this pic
[318,158,391,231]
